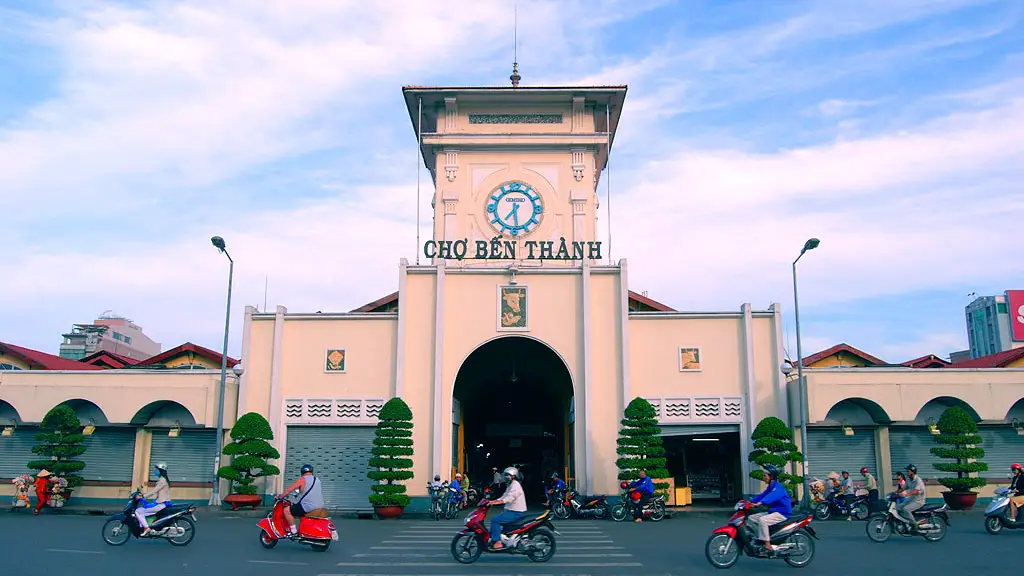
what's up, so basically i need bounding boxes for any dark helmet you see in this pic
[551,473,559,479]
[841,470,849,476]
[300,464,314,474]
[905,464,917,473]
[763,464,781,479]
[434,474,440,481]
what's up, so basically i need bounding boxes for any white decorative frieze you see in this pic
[444,150,459,182]
[644,396,744,424]
[571,149,585,182]
[572,97,585,132]
[283,398,385,425]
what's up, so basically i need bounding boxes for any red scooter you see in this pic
[704,500,817,569]
[257,494,337,552]
[450,500,559,563]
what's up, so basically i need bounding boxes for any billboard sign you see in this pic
[1009,290,1024,342]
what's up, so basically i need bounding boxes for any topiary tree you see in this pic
[28,405,87,488]
[931,405,988,493]
[747,416,803,496]
[615,397,670,495]
[217,412,280,496]
[368,397,414,508]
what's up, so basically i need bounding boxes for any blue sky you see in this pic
[1,0,1022,363]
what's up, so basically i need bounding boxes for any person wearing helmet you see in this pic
[627,471,656,522]
[895,464,925,526]
[860,467,879,502]
[487,466,527,550]
[454,473,468,508]
[1008,464,1024,520]
[546,473,566,508]
[749,464,792,554]
[280,464,325,537]
[136,462,173,536]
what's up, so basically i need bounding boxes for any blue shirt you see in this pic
[630,476,655,494]
[752,480,792,517]
[552,479,566,491]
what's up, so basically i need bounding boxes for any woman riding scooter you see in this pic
[136,462,173,537]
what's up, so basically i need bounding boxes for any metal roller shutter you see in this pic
[806,427,877,480]
[285,426,375,511]
[889,427,940,479]
[979,426,1024,480]
[81,427,136,482]
[0,426,40,479]
[149,429,217,484]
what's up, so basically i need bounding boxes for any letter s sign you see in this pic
[1009,290,1024,342]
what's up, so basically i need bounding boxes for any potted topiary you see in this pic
[747,416,804,498]
[930,406,988,510]
[368,397,414,519]
[217,412,281,510]
[28,405,88,505]
[615,397,671,499]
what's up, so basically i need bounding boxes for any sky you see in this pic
[1,0,1022,364]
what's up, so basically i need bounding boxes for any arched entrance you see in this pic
[453,336,574,499]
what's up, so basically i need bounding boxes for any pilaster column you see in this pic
[579,259,594,493]
[431,262,446,476]
[741,303,758,496]
[238,305,255,414]
[395,258,409,398]
[442,189,459,244]
[268,305,287,493]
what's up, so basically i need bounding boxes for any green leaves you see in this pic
[217,413,280,491]
[931,406,988,493]
[616,398,670,494]
[748,416,803,496]
[368,397,415,508]
[29,405,87,488]
[230,412,276,442]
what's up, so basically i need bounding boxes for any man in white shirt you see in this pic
[488,466,527,550]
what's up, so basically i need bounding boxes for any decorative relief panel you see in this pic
[469,113,563,124]
[324,349,346,372]
[572,97,585,132]
[444,150,459,182]
[284,398,385,424]
[497,285,529,331]
[571,149,585,182]
[445,98,458,131]
[644,396,744,423]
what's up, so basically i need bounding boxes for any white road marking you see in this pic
[45,549,105,554]
[333,561,643,567]
[247,560,309,565]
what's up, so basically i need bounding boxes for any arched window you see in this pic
[0,362,23,370]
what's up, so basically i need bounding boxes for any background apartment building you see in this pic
[58,312,161,361]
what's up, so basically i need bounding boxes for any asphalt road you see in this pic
[2,509,1018,576]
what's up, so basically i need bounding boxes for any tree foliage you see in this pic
[28,405,87,488]
[615,397,670,494]
[368,397,414,508]
[931,406,987,492]
[747,416,803,496]
[217,412,280,495]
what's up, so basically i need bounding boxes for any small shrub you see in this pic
[931,406,987,493]
[28,405,87,489]
[217,412,280,495]
[368,398,414,507]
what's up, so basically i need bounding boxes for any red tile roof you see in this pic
[134,342,238,368]
[801,343,887,367]
[80,350,140,369]
[351,289,675,313]
[628,290,674,312]
[0,342,104,371]
[901,354,951,369]
[948,347,1024,368]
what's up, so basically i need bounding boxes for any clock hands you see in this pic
[505,203,521,227]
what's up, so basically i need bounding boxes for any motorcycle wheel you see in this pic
[783,531,815,568]
[611,504,629,522]
[259,530,278,549]
[852,503,869,521]
[704,533,740,569]
[593,504,609,520]
[552,501,568,519]
[813,502,831,521]
[311,540,331,552]
[450,532,482,564]
[922,516,947,542]
[101,519,132,546]
[445,502,459,520]
[865,514,892,543]
[985,515,1003,535]
[648,502,666,522]
[527,527,557,562]
[166,517,195,546]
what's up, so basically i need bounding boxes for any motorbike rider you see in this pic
[455,473,468,508]
[748,464,792,554]
[861,467,879,502]
[894,464,925,526]
[838,471,854,504]
[1007,463,1024,520]
[487,466,527,550]
[628,470,656,522]
[279,464,325,537]
[136,462,173,537]
[546,473,566,508]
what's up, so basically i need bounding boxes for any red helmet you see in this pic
[860,467,869,474]
[630,491,641,502]
[1012,463,1022,472]
[620,481,628,490]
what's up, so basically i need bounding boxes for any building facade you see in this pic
[59,312,162,361]
[965,291,1024,360]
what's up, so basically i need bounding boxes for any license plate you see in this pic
[331,530,339,541]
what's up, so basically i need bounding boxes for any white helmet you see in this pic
[154,462,168,471]
[503,466,519,479]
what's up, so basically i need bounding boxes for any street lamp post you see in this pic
[209,235,234,507]
[793,237,820,510]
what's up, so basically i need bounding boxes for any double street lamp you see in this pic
[209,236,235,507]
[791,237,820,510]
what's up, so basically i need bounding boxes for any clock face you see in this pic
[486,181,544,236]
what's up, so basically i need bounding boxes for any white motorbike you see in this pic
[984,485,1024,534]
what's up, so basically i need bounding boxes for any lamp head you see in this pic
[211,236,226,252]
[232,363,244,377]
[801,238,820,254]
[781,360,794,376]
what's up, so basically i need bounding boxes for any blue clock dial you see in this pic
[486,181,544,237]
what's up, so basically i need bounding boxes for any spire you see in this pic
[510,3,520,88]
[510,62,521,88]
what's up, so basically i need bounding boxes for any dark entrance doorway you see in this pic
[453,336,574,502]
[662,431,743,503]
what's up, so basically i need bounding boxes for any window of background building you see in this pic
[998,302,1008,314]
[0,363,22,370]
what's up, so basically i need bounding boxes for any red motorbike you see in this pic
[704,500,817,569]
[450,500,559,563]
[257,495,338,552]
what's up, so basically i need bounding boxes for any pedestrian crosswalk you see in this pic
[319,519,644,575]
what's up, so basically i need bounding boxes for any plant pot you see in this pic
[374,505,405,520]
[941,491,978,510]
[224,493,262,511]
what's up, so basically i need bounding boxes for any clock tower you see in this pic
[402,82,626,267]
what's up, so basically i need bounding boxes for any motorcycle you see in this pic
[428,482,446,521]
[865,492,949,543]
[704,500,817,569]
[611,483,665,522]
[258,493,338,552]
[985,485,1024,534]
[814,491,870,521]
[101,489,197,546]
[450,500,559,563]
[553,489,611,520]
